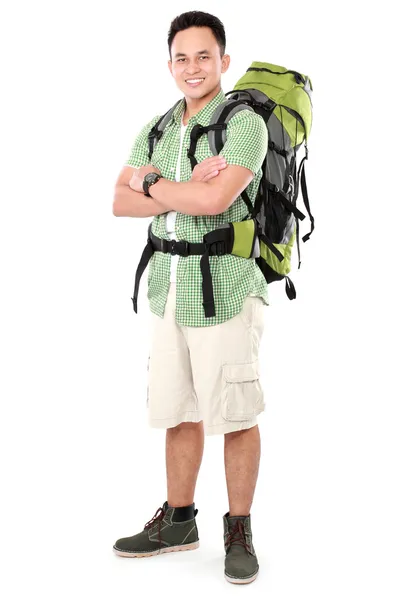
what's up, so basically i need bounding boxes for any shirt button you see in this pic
[176,226,180,230]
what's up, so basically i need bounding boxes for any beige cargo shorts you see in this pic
[146,282,265,436]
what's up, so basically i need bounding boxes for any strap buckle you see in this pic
[160,238,189,256]
[171,240,189,256]
[209,241,226,256]
[180,241,189,257]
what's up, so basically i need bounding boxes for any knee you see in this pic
[170,420,204,432]
[224,424,259,438]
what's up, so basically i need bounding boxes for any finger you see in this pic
[203,170,220,181]
[204,162,226,177]
[198,163,226,179]
[201,156,227,167]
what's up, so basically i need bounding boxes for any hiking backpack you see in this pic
[132,61,314,317]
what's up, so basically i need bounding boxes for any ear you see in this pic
[221,54,230,74]
[168,60,172,75]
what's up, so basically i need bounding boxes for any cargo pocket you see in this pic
[221,361,265,421]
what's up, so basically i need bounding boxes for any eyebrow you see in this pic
[174,49,210,59]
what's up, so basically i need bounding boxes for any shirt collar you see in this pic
[171,88,226,127]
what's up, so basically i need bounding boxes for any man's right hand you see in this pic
[191,156,227,182]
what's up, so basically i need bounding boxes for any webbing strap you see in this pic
[285,275,296,300]
[148,118,164,161]
[240,189,253,216]
[298,158,315,242]
[295,215,301,269]
[200,248,216,318]
[132,227,232,317]
[259,233,285,262]
[265,181,306,221]
[187,123,227,170]
[131,231,154,313]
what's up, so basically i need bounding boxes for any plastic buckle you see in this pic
[160,238,168,253]
[170,240,177,255]
[266,181,279,194]
[210,241,225,256]
[180,241,189,257]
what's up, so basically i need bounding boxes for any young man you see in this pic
[112,11,268,585]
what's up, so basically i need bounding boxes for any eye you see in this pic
[200,56,209,60]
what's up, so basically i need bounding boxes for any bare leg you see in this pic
[224,425,261,516]
[166,421,204,507]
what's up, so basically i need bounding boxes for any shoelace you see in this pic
[225,519,252,554]
[143,506,166,549]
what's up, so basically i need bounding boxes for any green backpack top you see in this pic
[132,61,315,318]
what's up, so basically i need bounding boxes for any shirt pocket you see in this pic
[150,133,174,177]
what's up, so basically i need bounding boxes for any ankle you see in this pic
[166,501,196,521]
[228,509,251,518]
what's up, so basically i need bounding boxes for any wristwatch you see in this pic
[143,172,163,197]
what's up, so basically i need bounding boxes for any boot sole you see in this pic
[225,568,259,584]
[113,540,199,558]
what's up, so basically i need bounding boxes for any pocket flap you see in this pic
[222,361,259,383]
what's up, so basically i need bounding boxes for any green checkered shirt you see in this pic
[125,88,269,327]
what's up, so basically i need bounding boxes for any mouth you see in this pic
[185,78,205,87]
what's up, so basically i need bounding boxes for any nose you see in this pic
[184,59,202,74]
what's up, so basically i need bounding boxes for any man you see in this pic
[112,11,268,585]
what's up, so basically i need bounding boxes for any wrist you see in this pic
[143,172,163,197]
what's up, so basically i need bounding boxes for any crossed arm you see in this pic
[112,162,255,218]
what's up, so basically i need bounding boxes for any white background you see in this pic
[1,1,399,598]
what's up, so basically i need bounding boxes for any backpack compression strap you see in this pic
[292,143,314,268]
[296,145,314,242]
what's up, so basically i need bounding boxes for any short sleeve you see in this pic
[124,114,162,168]
[219,109,268,176]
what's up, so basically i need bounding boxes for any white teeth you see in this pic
[187,78,204,83]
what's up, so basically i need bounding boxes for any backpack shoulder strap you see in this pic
[207,91,272,217]
[148,99,181,160]
[207,93,255,155]
[208,89,276,154]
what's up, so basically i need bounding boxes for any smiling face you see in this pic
[168,26,230,105]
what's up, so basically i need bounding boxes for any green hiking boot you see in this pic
[223,512,259,584]
[113,501,199,558]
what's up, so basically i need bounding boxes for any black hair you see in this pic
[168,11,226,59]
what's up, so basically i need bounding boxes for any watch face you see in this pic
[146,173,159,184]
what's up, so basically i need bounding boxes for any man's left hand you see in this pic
[129,165,161,193]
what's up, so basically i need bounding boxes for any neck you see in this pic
[182,84,221,124]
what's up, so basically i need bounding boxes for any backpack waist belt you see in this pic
[131,220,284,318]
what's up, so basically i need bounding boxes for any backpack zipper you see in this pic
[247,67,306,85]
